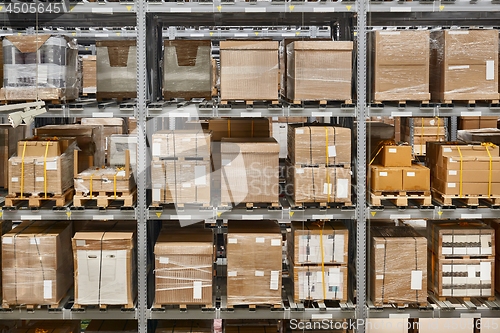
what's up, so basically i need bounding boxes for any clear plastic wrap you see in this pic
[96,40,136,94]
[220,41,279,101]
[292,265,347,302]
[163,40,212,100]
[370,226,427,305]
[2,221,73,307]
[401,117,446,156]
[74,166,135,194]
[430,29,499,102]
[155,321,212,333]
[154,226,214,306]
[85,320,137,332]
[81,118,126,157]
[286,41,353,102]
[226,220,282,307]
[151,130,211,158]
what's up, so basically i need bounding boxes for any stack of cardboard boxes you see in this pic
[458,128,500,146]
[459,117,498,130]
[288,221,349,303]
[401,118,447,156]
[14,321,81,333]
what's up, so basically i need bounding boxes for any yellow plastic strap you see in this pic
[457,146,463,198]
[482,142,495,198]
[20,142,27,199]
[43,143,50,199]
[227,119,231,138]
[319,228,326,300]
[420,118,424,156]
[325,127,330,202]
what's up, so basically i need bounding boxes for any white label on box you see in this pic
[182,183,191,188]
[411,271,423,290]
[296,168,304,174]
[159,257,169,264]
[296,129,304,135]
[152,143,161,156]
[376,275,384,280]
[328,146,337,157]
[317,271,323,283]
[228,238,237,244]
[228,271,237,277]
[271,239,281,246]
[481,236,491,251]
[486,60,495,80]
[44,280,52,299]
[193,281,202,299]
[388,148,397,153]
[152,189,160,202]
[116,171,126,177]
[11,177,18,182]
[255,237,265,243]
[323,183,332,195]
[30,237,41,245]
[45,161,57,170]
[376,244,385,249]
[448,183,456,188]
[449,170,458,176]
[379,172,388,177]
[380,31,401,35]
[443,147,453,153]
[255,270,264,277]
[480,262,491,280]
[407,172,415,177]
[2,238,12,244]
[336,179,349,199]
[468,266,476,278]
[76,240,86,246]
[449,30,469,34]
[449,65,470,70]
[36,176,44,182]
[270,271,279,290]
[194,166,207,185]
[430,119,436,125]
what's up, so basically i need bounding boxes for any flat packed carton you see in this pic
[459,116,498,130]
[155,321,212,333]
[84,320,137,333]
[292,265,348,302]
[370,226,427,305]
[220,41,279,101]
[226,220,282,307]
[151,130,211,158]
[0,125,26,188]
[164,40,212,100]
[286,41,353,102]
[372,30,430,102]
[154,225,214,306]
[2,221,73,306]
[82,55,97,95]
[208,118,270,141]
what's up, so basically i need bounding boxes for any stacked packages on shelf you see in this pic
[459,117,498,130]
[288,221,349,303]
[400,117,446,156]
[81,117,127,163]
[81,54,97,96]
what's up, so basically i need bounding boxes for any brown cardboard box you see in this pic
[430,30,499,102]
[0,221,12,301]
[127,117,137,134]
[292,265,348,302]
[155,321,212,333]
[277,116,308,123]
[2,221,73,306]
[286,41,353,101]
[372,30,431,102]
[226,220,282,307]
[81,118,126,158]
[208,118,270,141]
[82,55,97,95]
[426,142,500,168]
[154,225,214,306]
[151,130,211,158]
[15,321,81,333]
[220,41,279,101]
[96,40,136,97]
[377,145,412,167]
[286,161,351,204]
[402,164,430,191]
[435,164,500,183]
[72,223,136,306]
[369,165,403,192]
[0,125,26,188]
[74,166,135,194]
[458,128,500,146]
[370,226,427,305]
[288,124,351,166]
[164,40,212,100]
[221,138,279,204]
[432,176,500,196]
[459,116,498,130]
[84,320,137,333]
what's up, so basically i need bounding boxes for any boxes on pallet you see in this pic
[458,128,500,146]
[81,118,126,160]
[371,30,431,102]
[155,321,212,333]
[96,40,136,99]
[370,226,427,305]
[220,41,279,101]
[74,166,135,194]
[154,224,214,306]
[163,40,213,100]
[226,220,282,307]
[402,164,431,191]
[370,164,430,192]
[459,116,498,130]
[72,222,137,307]
[85,320,137,332]
[15,321,81,333]
[220,138,279,205]
[430,30,499,102]
[151,130,211,158]
[82,55,97,95]
[0,125,26,189]
[1,35,79,101]
[292,265,348,302]
[286,41,353,102]
[2,221,73,307]
[208,118,270,141]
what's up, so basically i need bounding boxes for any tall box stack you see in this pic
[401,118,446,156]
[81,117,126,162]
[428,221,495,299]
[1,35,79,102]
[226,220,282,307]
[82,55,97,95]
[154,224,214,307]
[163,40,213,100]
[151,130,211,206]
[2,221,73,307]
[286,41,353,103]
[96,40,137,100]
[85,320,137,332]
[287,125,352,206]
[220,41,279,102]
[430,29,500,103]
[459,116,498,130]
[72,222,137,308]
[155,321,212,333]
[370,226,427,306]
[0,125,26,189]
[371,30,431,103]
[288,221,348,303]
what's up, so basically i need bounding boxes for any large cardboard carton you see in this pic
[0,125,26,188]
[372,30,430,102]
[208,118,270,141]
[96,40,136,97]
[226,220,282,307]
[220,41,279,101]
[154,225,214,306]
[221,138,279,204]
[286,41,353,102]
[369,165,403,192]
[376,145,412,167]
[151,130,211,158]
[163,40,212,100]
[155,321,212,333]
[370,226,427,305]
[292,265,347,302]
[85,320,137,333]
[82,55,97,95]
[402,164,430,191]
[459,116,498,130]
[2,221,73,306]
[74,165,135,194]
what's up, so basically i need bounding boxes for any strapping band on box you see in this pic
[43,143,50,199]
[369,140,396,165]
[20,141,27,199]
[482,142,495,198]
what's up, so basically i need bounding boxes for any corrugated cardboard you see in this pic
[402,164,430,191]
[369,165,403,192]
[82,55,97,94]
[96,40,137,95]
[75,166,135,194]
[221,138,279,204]
[292,265,348,302]
[151,130,211,158]
[226,220,282,306]
[85,320,137,333]
[155,321,212,333]
[377,145,412,167]
[370,226,427,305]
[2,221,73,306]
[459,116,498,130]
[81,118,126,158]
[208,118,270,141]
[0,125,26,188]
[286,41,353,101]
[220,41,279,101]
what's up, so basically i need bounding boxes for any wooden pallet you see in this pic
[370,190,432,207]
[439,254,495,260]
[432,189,500,206]
[372,100,431,107]
[152,155,211,162]
[441,99,500,106]
[96,92,136,102]
[219,202,281,210]
[150,201,212,209]
[372,301,429,308]
[2,299,65,310]
[226,303,282,310]
[290,200,353,210]
[4,188,73,208]
[219,100,280,106]
[434,295,496,302]
[72,302,135,310]
[73,188,136,208]
[152,303,213,310]
[287,98,353,106]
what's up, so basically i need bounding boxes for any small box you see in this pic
[379,145,412,167]
[369,165,403,192]
[459,116,499,130]
[402,164,430,191]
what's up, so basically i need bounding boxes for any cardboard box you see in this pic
[377,145,412,167]
[458,128,500,146]
[288,124,351,166]
[85,320,137,333]
[292,265,348,302]
[2,221,73,306]
[0,125,26,188]
[286,162,351,204]
[459,116,498,130]
[369,165,403,192]
[370,226,427,305]
[221,138,279,204]
[127,117,137,134]
[75,166,135,194]
[15,321,81,333]
[154,225,214,306]
[72,223,137,306]
[372,30,430,102]
[208,118,270,141]
[430,30,499,102]
[220,41,279,101]
[155,321,212,333]
[402,164,430,191]
[276,116,307,123]
[226,220,282,307]
[96,40,136,96]
[0,221,12,302]
[164,40,212,100]
[435,164,500,183]
[151,130,211,158]
[286,41,353,101]
[81,118,126,157]
[426,142,500,168]
[82,55,97,95]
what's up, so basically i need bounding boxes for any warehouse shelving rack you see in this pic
[0,1,500,332]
